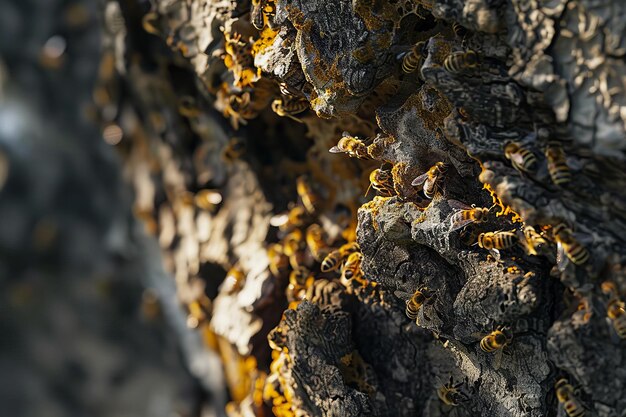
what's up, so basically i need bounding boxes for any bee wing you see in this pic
[411,172,429,186]
[556,241,569,272]
[493,349,503,370]
[606,317,621,344]
[447,199,472,210]
[329,145,344,153]
[488,248,501,262]
[450,216,475,232]
[393,290,412,300]
[269,213,289,227]
[508,152,526,167]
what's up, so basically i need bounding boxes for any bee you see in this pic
[443,50,478,74]
[296,176,322,214]
[283,229,305,256]
[477,231,518,259]
[606,298,626,339]
[553,224,590,271]
[478,326,512,369]
[395,287,432,322]
[545,143,571,186]
[269,206,308,231]
[452,22,468,38]
[304,278,344,306]
[504,142,538,173]
[306,224,330,262]
[289,266,313,287]
[555,379,586,417]
[194,189,223,210]
[342,252,364,281]
[321,242,360,272]
[521,225,548,256]
[411,162,447,199]
[271,96,309,122]
[329,132,370,159]
[222,137,246,162]
[448,200,490,232]
[142,11,161,36]
[366,168,394,197]
[178,95,201,118]
[268,243,289,276]
[222,266,246,295]
[186,296,212,329]
[401,41,426,74]
[437,376,468,407]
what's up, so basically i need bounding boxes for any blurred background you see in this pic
[0,1,224,416]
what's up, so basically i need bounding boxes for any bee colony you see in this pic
[92,0,626,416]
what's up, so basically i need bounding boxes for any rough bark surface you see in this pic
[5,0,626,416]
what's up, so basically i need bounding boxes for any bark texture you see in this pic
[7,0,626,416]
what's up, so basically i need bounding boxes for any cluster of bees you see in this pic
[268,177,368,310]
[327,123,622,414]
[126,2,626,415]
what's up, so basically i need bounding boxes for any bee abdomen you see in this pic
[567,244,589,265]
[495,232,517,249]
[480,337,497,353]
[564,401,585,417]
[321,251,340,272]
[443,50,478,74]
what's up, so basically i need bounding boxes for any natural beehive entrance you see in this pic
[89,0,626,416]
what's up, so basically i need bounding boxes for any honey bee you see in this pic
[521,225,548,256]
[178,95,201,118]
[289,266,313,287]
[186,296,212,329]
[222,266,246,295]
[452,22,468,38]
[555,378,586,417]
[296,176,322,214]
[478,326,512,369]
[504,142,537,173]
[268,243,289,276]
[411,162,447,199]
[437,376,468,407]
[366,168,394,197]
[306,224,330,262]
[342,252,364,281]
[222,137,246,162]
[401,41,426,74]
[443,50,478,74]
[271,96,309,122]
[552,224,590,271]
[545,143,571,186]
[141,11,161,36]
[395,287,432,323]
[329,132,370,159]
[321,242,360,272]
[269,205,308,231]
[606,298,626,339]
[477,231,518,259]
[448,200,490,232]
[283,229,306,269]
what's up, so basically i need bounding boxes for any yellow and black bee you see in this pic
[545,143,571,186]
[401,41,426,74]
[329,132,370,159]
[437,376,468,407]
[555,378,586,417]
[271,96,309,122]
[552,224,589,271]
[443,50,478,73]
[478,326,512,369]
[606,297,626,339]
[296,176,322,214]
[342,252,363,281]
[321,242,359,273]
[448,199,490,232]
[504,142,537,173]
[367,168,394,197]
[411,162,447,199]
